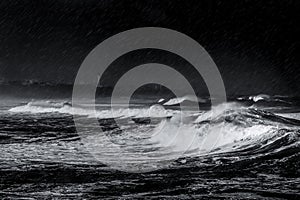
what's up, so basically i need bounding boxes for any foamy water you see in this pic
[2,97,300,198]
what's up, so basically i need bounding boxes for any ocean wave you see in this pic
[8,100,300,154]
[237,94,293,105]
[8,100,177,119]
[159,95,207,106]
[5,100,300,172]
[150,102,300,157]
[276,112,300,121]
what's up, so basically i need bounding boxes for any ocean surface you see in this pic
[0,95,300,199]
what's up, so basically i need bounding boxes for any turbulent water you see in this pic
[1,95,300,199]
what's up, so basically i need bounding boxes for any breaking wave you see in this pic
[160,95,206,106]
[8,100,300,164]
[8,100,176,119]
[150,102,300,157]
[236,94,294,106]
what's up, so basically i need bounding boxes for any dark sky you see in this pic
[0,0,299,96]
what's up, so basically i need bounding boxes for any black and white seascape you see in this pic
[0,1,299,199]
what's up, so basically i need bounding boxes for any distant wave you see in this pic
[160,95,207,106]
[237,94,292,104]
[9,100,176,119]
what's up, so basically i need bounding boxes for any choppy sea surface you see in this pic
[0,95,300,199]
